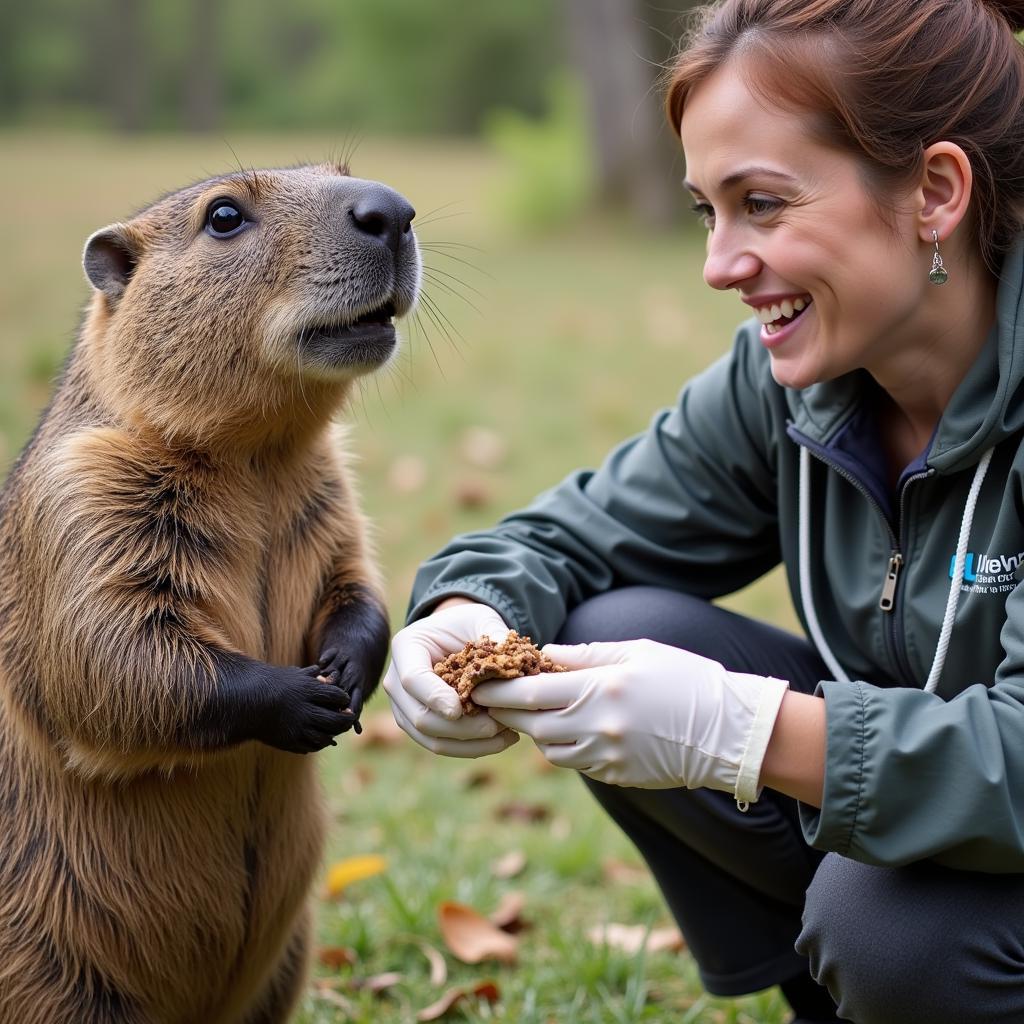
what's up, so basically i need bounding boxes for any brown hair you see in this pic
[665,0,1024,273]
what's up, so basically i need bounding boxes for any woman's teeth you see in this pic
[757,296,812,334]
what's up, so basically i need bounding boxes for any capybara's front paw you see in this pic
[257,664,356,754]
[315,644,377,735]
[317,596,390,734]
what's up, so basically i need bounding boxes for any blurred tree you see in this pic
[0,0,704,183]
[183,0,224,132]
[107,0,150,132]
[565,0,697,226]
[272,0,564,134]
[0,0,562,135]
[0,0,108,126]
[0,2,27,116]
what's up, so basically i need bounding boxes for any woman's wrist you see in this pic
[758,690,827,807]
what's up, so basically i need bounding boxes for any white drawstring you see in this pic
[925,447,993,694]
[798,445,994,694]
[798,447,852,684]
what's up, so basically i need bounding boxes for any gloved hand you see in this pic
[383,601,521,758]
[473,638,789,803]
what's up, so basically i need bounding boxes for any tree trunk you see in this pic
[106,0,148,133]
[182,0,223,132]
[565,0,697,226]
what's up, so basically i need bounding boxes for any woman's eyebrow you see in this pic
[683,166,798,193]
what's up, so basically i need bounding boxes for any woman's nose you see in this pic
[702,228,761,291]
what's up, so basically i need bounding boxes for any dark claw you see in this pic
[346,683,365,721]
[332,708,361,735]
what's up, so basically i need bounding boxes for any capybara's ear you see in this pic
[83,222,143,302]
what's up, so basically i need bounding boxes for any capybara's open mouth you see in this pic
[304,298,396,339]
[350,299,396,327]
[298,298,398,367]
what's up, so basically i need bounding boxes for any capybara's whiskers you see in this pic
[421,269,483,316]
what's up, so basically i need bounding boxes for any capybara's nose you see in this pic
[348,186,415,254]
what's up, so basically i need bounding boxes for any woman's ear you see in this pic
[916,141,973,244]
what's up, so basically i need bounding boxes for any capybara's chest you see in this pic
[203,462,352,665]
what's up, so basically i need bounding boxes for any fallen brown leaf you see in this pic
[393,935,449,987]
[416,980,500,1021]
[463,768,496,790]
[491,849,527,880]
[438,900,518,965]
[494,800,550,824]
[489,890,528,933]
[317,945,357,970]
[453,478,492,509]
[312,979,356,1014]
[586,923,686,955]
[420,941,449,987]
[353,971,403,995]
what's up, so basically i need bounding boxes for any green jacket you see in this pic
[408,239,1024,873]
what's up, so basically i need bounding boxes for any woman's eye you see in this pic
[746,195,782,216]
[689,201,715,228]
[206,202,246,236]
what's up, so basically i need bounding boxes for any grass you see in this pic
[0,129,798,1023]
[297,732,790,1023]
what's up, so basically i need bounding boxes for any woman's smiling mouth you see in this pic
[755,295,813,335]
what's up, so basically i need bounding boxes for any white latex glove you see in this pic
[383,601,521,758]
[473,638,789,804]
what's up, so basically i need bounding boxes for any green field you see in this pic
[0,131,797,1023]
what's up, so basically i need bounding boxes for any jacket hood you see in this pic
[787,235,1024,474]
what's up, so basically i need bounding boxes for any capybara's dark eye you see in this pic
[206,201,245,237]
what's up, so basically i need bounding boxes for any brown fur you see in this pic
[0,163,419,1022]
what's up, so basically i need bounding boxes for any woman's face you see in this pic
[680,61,925,390]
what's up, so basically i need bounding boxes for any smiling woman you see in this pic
[677,65,994,410]
[668,0,1024,275]
[385,3,1024,1024]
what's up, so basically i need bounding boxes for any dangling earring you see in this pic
[929,230,949,285]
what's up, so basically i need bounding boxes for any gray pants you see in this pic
[560,588,1024,1024]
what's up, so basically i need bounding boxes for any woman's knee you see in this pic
[556,588,733,660]
[798,854,1024,1024]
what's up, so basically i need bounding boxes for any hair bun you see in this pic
[987,0,1024,33]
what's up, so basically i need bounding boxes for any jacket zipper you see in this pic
[879,553,903,611]
[797,438,933,685]
[885,469,933,682]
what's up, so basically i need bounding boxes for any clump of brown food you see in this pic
[433,630,567,714]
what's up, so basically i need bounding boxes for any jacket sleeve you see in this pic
[801,582,1024,871]
[407,326,783,642]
